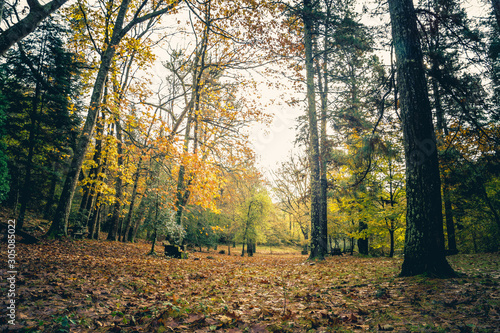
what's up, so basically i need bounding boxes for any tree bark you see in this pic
[388,0,455,277]
[46,0,132,238]
[303,0,326,260]
[0,0,69,56]
[317,30,329,260]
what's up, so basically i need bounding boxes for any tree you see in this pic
[0,93,9,203]
[387,0,455,277]
[46,0,180,238]
[0,19,82,229]
[237,187,272,257]
[0,0,70,55]
[272,152,311,251]
[302,0,327,260]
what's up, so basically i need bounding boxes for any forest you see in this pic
[0,0,499,332]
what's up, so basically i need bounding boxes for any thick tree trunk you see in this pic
[0,0,69,56]
[46,0,132,239]
[47,48,117,238]
[388,0,454,277]
[317,34,329,259]
[303,0,326,261]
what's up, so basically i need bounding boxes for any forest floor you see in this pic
[0,238,499,333]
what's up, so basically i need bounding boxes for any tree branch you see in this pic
[0,0,69,56]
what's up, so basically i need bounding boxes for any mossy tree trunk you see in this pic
[303,0,326,261]
[388,0,455,277]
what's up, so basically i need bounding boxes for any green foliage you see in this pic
[0,19,82,211]
[140,195,185,246]
[183,207,226,250]
[0,93,10,203]
[235,188,272,246]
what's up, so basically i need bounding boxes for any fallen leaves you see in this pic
[0,240,498,332]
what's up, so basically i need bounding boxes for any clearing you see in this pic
[0,240,499,332]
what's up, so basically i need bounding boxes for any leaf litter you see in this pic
[0,240,498,332]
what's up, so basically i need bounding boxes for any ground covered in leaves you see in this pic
[0,240,499,332]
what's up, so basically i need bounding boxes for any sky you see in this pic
[250,90,303,176]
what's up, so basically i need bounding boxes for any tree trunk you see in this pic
[47,49,116,237]
[431,35,458,255]
[317,32,329,260]
[174,111,193,225]
[149,229,157,255]
[443,185,457,254]
[87,196,101,240]
[46,0,132,238]
[388,0,454,277]
[357,221,369,255]
[122,162,141,242]
[107,120,124,241]
[303,0,326,261]
[389,228,395,258]
[0,0,69,56]
[80,111,105,231]
[247,242,255,256]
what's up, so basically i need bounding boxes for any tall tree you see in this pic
[0,20,81,229]
[0,0,70,55]
[46,0,180,238]
[0,93,10,203]
[303,0,327,260]
[387,0,455,277]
